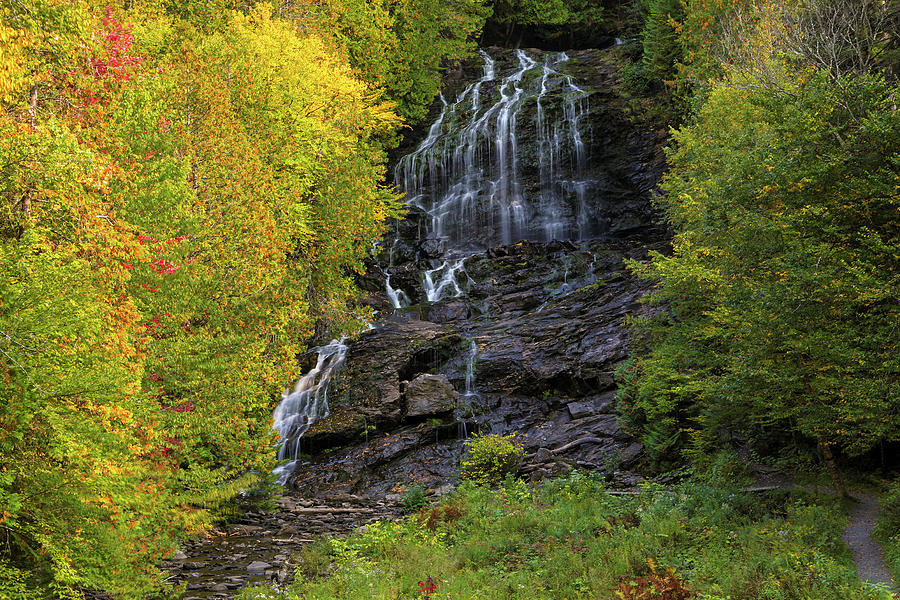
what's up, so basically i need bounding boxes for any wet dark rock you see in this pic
[427,300,469,322]
[420,238,446,258]
[567,400,597,419]
[289,238,666,498]
[618,442,644,467]
[406,374,459,417]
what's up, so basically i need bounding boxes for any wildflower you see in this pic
[417,575,438,595]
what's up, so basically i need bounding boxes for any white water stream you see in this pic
[272,339,347,484]
[274,49,596,482]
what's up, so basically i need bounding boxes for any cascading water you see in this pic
[386,274,411,309]
[454,338,480,440]
[423,258,468,302]
[394,49,595,252]
[274,50,601,484]
[462,339,478,398]
[272,339,347,484]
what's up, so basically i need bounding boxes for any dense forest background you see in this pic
[0,0,897,598]
[618,0,899,494]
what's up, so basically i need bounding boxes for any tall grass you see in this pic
[240,472,896,600]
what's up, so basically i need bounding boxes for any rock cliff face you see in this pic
[277,44,668,497]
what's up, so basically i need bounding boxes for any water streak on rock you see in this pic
[385,274,411,309]
[423,258,468,302]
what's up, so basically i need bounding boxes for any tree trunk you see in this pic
[818,438,848,498]
[29,80,38,130]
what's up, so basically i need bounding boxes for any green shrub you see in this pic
[0,560,36,600]
[459,433,524,486]
[400,485,427,513]
[874,479,900,582]
[296,538,334,581]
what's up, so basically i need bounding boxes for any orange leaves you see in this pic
[0,22,30,102]
[614,559,694,600]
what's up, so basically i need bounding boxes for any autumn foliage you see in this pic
[623,0,900,478]
[0,0,484,597]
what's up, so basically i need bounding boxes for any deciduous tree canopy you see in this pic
[620,0,899,486]
[0,0,486,597]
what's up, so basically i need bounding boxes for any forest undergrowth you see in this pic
[240,471,897,600]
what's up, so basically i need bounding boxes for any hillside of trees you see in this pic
[1,0,898,598]
[617,0,899,494]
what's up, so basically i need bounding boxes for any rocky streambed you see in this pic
[161,496,401,599]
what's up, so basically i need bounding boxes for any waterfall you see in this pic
[453,338,479,441]
[394,49,594,251]
[423,258,468,302]
[385,274,410,309]
[272,339,347,484]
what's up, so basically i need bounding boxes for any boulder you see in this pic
[405,374,459,417]
[617,442,644,467]
[567,400,596,419]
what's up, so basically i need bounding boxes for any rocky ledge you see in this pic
[280,43,669,498]
[288,232,665,498]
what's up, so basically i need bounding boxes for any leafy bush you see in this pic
[874,479,900,582]
[0,561,34,600]
[615,558,693,599]
[417,503,465,532]
[459,433,524,486]
[297,539,334,581]
[400,485,427,513]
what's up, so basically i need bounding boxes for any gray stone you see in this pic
[420,238,445,258]
[535,447,554,463]
[430,484,455,497]
[618,442,644,467]
[405,374,459,417]
[247,561,271,571]
[428,301,468,322]
[567,401,596,419]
